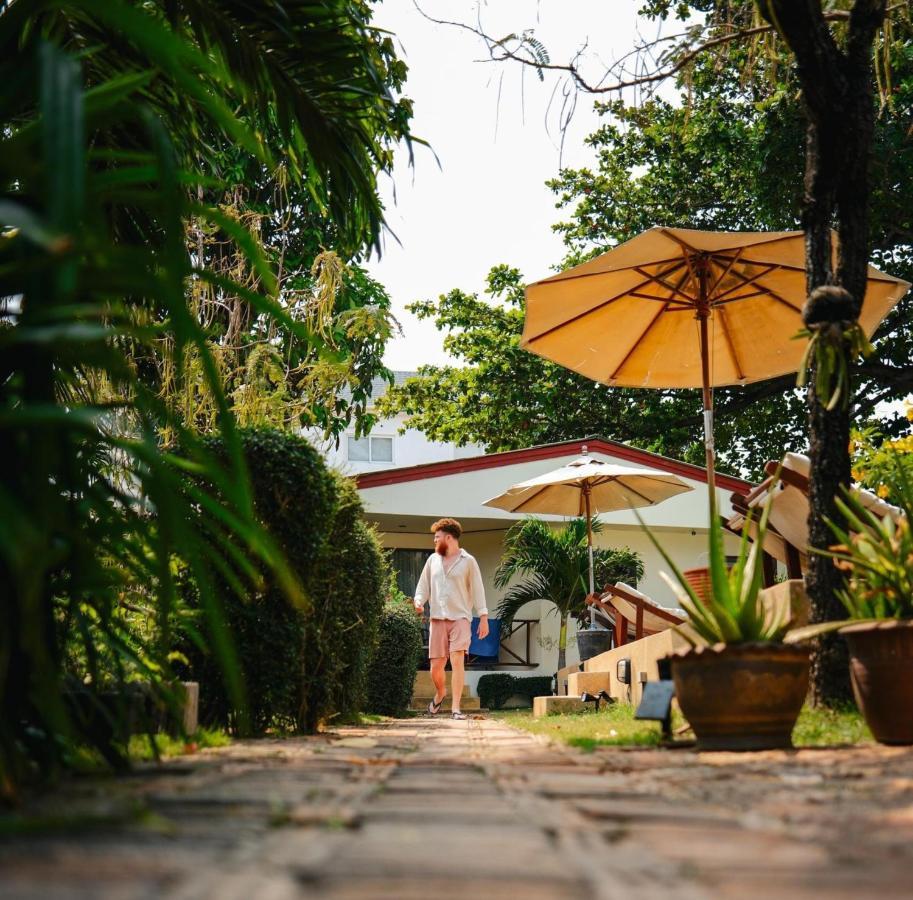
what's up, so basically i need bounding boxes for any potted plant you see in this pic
[642,483,809,751]
[786,461,913,744]
[494,517,643,670]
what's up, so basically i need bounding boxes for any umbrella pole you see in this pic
[585,487,596,628]
[697,259,716,494]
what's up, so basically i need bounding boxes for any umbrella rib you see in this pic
[658,227,703,257]
[724,267,804,313]
[524,262,688,346]
[729,255,809,274]
[717,306,745,381]
[708,248,745,296]
[714,289,769,305]
[629,290,693,306]
[633,267,698,304]
[541,255,687,285]
[608,263,693,381]
[508,482,567,514]
[608,300,671,383]
[614,481,655,505]
[711,264,779,303]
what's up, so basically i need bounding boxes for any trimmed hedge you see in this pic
[183,428,388,734]
[365,593,423,716]
[299,476,387,731]
[477,674,555,710]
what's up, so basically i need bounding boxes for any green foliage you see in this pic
[1,0,416,791]
[851,414,913,504]
[185,428,335,734]
[185,429,388,734]
[21,0,417,257]
[495,517,643,670]
[642,487,790,646]
[366,593,423,716]
[379,3,913,480]
[477,674,555,710]
[804,458,913,629]
[299,475,388,731]
[0,15,304,792]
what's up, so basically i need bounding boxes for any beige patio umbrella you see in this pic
[522,228,910,490]
[483,447,692,626]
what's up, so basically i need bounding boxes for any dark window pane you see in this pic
[391,548,432,598]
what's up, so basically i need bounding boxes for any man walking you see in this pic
[413,518,489,720]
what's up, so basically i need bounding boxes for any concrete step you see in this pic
[567,671,610,697]
[412,670,469,698]
[533,695,586,717]
[410,695,481,712]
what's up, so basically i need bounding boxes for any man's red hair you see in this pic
[430,517,462,539]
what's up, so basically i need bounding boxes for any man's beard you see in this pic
[435,543,447,556]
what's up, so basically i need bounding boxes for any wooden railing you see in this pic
[419,617,539,669]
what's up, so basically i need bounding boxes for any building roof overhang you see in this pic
[355,436,750,494]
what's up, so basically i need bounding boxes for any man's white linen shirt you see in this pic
[414,550,488,621]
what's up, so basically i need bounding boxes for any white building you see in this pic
[309,372,749,697]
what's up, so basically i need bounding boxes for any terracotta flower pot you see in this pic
[842,620,913,745]
[670,643,810,751]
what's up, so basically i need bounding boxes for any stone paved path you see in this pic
[3,716,913,899]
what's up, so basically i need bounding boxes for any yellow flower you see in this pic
[851,468,864,482]
[877,484,890,499]
[906,404,913,422]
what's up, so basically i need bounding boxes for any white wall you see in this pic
[304,412,484,476]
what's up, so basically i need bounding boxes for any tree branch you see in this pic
[415,2,903,99]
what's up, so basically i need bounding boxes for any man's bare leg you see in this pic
[450,650,465,714]
[430,656,446,706]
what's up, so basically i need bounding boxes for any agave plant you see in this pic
[786,458,913,643]
[640,480,791,647]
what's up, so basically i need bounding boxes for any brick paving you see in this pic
[2,716,913,899]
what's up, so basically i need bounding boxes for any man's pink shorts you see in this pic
[428,618,471,658]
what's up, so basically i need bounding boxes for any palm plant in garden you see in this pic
[494,518,642,672]
[0,0,413,794]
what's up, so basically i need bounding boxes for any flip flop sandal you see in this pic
[428,697,443,715]
[450,711,467,720]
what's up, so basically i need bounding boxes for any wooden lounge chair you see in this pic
[586,583,685,647]
[726,451,903,580]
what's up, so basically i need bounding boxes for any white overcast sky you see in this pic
[367,0,650,370]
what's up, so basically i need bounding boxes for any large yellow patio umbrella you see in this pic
[522,228,910,489]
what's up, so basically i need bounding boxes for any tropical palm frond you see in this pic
[0,17,310,790]
[494,515,644,634]
[10,0,417,256]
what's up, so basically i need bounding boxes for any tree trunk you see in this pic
[764,0,886,705]
[557,614,568,673]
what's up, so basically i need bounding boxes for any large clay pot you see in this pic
[670,643,810,751]
[576,628,612,663]
[843,620,913,745]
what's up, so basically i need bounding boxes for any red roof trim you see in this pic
[354,438,750,494]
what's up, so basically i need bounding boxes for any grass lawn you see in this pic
[493,703,872,751]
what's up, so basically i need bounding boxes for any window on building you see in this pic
[371,436,393,462]
[391,549,432,597]
[347,435,393,463]
[347,436,370,461]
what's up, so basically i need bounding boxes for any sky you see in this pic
[366,0,650,371]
